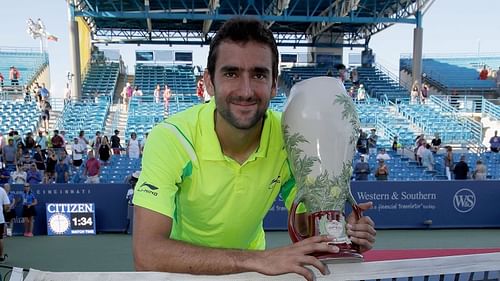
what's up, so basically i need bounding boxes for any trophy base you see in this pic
[313,248,364,264]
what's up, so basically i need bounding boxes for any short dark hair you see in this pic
[207,17,278,83]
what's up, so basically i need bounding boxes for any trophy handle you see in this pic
[350,203,363,252]
[288,199,309,243]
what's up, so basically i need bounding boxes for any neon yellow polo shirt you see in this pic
[133,100,297,250]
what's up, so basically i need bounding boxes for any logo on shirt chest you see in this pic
[268,176,281,190]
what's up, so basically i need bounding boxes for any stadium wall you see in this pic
[8,180,500,235]
[77,17,92,76]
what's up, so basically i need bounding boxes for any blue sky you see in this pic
[1,0,499,97]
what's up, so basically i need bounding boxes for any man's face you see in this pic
[205,40,276,130]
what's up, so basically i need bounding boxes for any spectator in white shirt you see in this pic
[376,148,391,161]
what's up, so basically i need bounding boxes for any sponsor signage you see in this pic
[264,180,500,230]
[46,203,96,235]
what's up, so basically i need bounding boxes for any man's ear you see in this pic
[203,69,215,97]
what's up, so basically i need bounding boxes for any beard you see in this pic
[214,92,269,130]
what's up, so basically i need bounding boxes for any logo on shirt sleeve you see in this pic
[137,182,159,196]
[268,176,281,190]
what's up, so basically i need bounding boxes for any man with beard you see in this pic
[132,17,375,281]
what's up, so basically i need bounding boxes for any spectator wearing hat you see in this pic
[110,130,122,155]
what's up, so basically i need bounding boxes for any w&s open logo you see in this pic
[453,188,476,213]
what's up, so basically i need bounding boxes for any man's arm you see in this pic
[133,206,336,281]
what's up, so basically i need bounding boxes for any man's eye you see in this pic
[254,73,266,79]
[224,72,236,78]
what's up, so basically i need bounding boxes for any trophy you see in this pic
[283,76,363,262]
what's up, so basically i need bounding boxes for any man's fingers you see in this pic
[292,266,315,281]
[357,201,373,211]
[298,255,330,276]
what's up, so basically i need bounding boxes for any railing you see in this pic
[482,98,500,120]
[429,95,483,143]
[374,62,411,90]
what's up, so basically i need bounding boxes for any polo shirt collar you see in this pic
[197,100,272,161]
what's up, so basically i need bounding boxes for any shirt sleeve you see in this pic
[132,123,191,218]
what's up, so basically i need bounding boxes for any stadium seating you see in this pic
[356,67,408,101]
[54,100,110,141]
[124,96,166,142]
[0,50,48,87]
[0,101,40,135]
[400,58,497,90]
[134,64,196,95]
[81,62,120,100]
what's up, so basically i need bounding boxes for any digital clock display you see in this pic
[46,203,96,236]
[71,212,94,230]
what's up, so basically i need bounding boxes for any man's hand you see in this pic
[250,235,337,281]
[346,202,376,252]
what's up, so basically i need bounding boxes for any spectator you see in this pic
[51,130,64,152]
[490,130,499,153]
[127,132,141,159]
[430,133,441,154]
[98,136,112,165]
[83,151,100,184]
[410,83,419,104]
[11,164,27,184]
[22,183,37,237]
[44,149,57,183]
[54,158,70,184]
[71,138,84,169]
[23,85,32,103]
[24,132,36,152]
[354,155,370,181]
[374,159,389,181]
[421,84,429,104]
[376,148,391,161]
[40,83,50,100]
[9,66,20,86]
[479,65,488,80]
[444,146,453,180]
[335,63,347,83]
[3,183,16,237]
[2,139,16,170]
[350,68,359,84]
[110,130,122,155]
[153,84,161,103]
[391,136,399,153]
[421,144,435,171]
[78,130,89,154]
[0,168,9,185]
[33,145,46,171]
[26,164,42,184]
[121,82,133,111]
[0,183,9,260]
[91,131,102,159]
[367,129,378,155]
[356,131,368,154]
[163,84,172,112]
[472,160,487,180]
[453,155,469,180]
[133,86,143,100]
[0,72,4,87]
[357,84,366,102]
[35,131,48,156]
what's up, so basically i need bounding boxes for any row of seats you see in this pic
[55,100,110,141]
[0,101,40,135]
[81,62,120,99]
[0,51,48,87]
[134,64,197,95]
[400,58,497,89]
